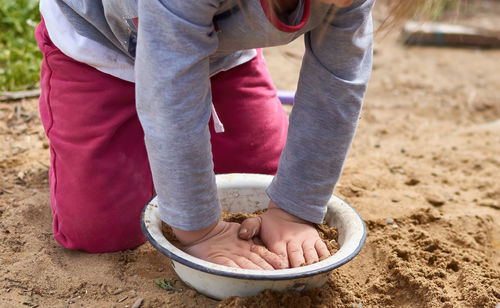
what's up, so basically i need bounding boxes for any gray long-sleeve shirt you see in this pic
[49,0,374,230]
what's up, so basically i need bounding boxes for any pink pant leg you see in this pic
[209,50,288,174]
[36,20,287,253]
[36,19,154,253]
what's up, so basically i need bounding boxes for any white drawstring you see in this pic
[211,103,225,133]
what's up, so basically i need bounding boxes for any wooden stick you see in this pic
[402,21,500,48]
[0,89,41,102]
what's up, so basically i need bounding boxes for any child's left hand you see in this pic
[173,220,285,270]
[238,201,330,268]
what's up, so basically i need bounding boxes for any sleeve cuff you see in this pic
[266,175,328,224]
[159,199,221,231]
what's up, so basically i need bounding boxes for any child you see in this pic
[35,0,422,269]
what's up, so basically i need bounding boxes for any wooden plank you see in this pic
[0,89,41,102]
[402,21,500,48]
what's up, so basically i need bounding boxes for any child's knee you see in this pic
[52,212,146,253]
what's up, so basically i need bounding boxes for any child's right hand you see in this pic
[238,201,330,268]
[172,220,286,270]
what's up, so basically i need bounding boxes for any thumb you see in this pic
[238,216,262,240]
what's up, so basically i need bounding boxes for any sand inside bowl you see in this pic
[161,209,339,265]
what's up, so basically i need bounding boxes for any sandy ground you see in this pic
[1,2,500,307]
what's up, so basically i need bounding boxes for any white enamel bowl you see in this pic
[141,173,366,300]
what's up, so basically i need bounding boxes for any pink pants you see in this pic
[35,19,288,253]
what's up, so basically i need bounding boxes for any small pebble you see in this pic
[392,224,399,229]
[113,289,124,295]
[479,199,499,208]
[386,218,395,225]
[427,198,445,207]
[131,298,144,308]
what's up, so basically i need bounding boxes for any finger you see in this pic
[287,241,306,268]
[267,241,289,268]
[212,257,241,269]
[302,241,319,265]
[252,237,265,246]
[315,239,331,260]
[238,216,262,240]
[246,251,274,270]
[233,256,263,270]
[251,244,287,269]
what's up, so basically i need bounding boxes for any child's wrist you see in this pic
[267,200,311,224]
[268,200,283,210]
[172,221,219,246]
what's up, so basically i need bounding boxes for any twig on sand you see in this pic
[0,187,14,194]
[37,161,50,169]
[118,296,128,303]
[5,278,22,284]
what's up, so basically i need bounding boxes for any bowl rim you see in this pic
[141,186,366,281]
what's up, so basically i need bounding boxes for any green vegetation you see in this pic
[154,278,183,292]
[0,0,41,91]
[427,0,461,19]
[420,0,500,20]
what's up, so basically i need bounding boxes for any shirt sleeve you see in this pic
[266,0,375,223]
[135,0,221,230]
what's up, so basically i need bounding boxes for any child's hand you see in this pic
[173,220,285,270]
[238,201,330,268]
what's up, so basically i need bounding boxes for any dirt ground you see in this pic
[1,2,499,307]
